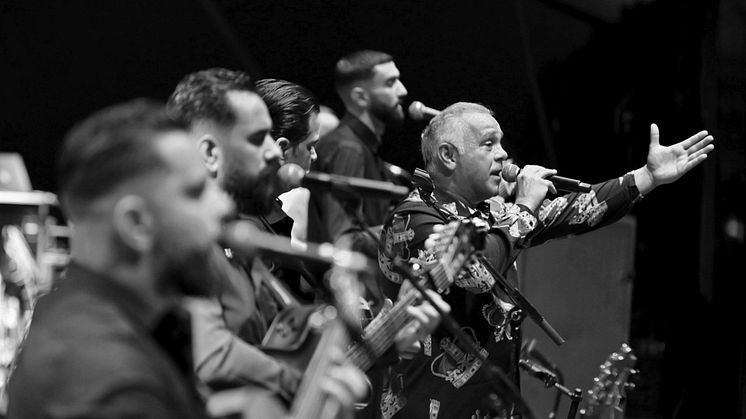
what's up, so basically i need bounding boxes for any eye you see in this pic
[186,180,206,198]
[246,131,267,146]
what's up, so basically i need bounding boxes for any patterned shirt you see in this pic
[376,169,643,419]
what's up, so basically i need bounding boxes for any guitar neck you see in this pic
[346,288,421,371]
[289,317,348,419]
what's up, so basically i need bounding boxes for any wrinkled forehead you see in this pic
[460,112,502,143]
[440,111,501,148]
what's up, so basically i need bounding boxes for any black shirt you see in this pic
[7,262,207,419]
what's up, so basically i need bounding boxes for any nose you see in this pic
[397,80,408,99]
[493,144,508,161]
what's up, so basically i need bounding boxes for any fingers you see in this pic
[321,365,368,407]
[684,153,710,172]
[649,123,660,147]
[424,289,451,314]
[688,142,714,162]
[394,319,422,355]
[520,164,557,179]
[679,129,710,150]
[546,180,557,195]
[404,308,427,329]
[383,298,393,311]
[685,134,715,154]
[398,339,421,360]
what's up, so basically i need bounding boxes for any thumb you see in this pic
[383,298,393,311]
[649,123,660,147]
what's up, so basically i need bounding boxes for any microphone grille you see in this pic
[277,163,305,189]
[408,101,425,121]
[501,163,520,182]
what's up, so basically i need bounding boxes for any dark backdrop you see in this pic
[2,0,744,417]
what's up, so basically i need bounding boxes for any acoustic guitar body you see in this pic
[261,303,327,372]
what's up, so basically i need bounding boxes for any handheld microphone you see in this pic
[220,219,373,272]
[408,101,441,121]
[501,163,592,193]
[278,163,410,199]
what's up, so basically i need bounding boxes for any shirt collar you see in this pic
[413,168,493,222]
[342,113,381,154]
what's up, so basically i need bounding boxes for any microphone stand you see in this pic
[392,258,538,419]
[518,358,582,419]
[475,254,565,346]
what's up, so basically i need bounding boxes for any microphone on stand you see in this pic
[523,338,559,372]
[519,358,559,388]
[408,101,441,121]
[278,163,410,200]
[501,163,592,193]
[383,162,413,187]
[220,219,373,272]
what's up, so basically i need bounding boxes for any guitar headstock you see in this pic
[425,218,489,293]
[579,343,638,419]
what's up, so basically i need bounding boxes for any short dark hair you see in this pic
[333,50,393,92]
[255,78,319,146]
[57,99,187,219]
[167,68,255,126]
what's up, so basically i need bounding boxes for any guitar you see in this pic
[345,218,488,371]
[578,343,638,419]
[207,219,487,418]
[286,259,364,419]
[263,218,487,374]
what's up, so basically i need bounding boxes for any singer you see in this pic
[307,50,410,281]
[377,102,714,419]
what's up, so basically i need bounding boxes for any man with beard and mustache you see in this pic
[167,68,369,416]
[307,50,409,287]
[6,99,233,418]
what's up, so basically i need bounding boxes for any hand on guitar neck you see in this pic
[388,285,450,359]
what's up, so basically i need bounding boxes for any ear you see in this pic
[112,195,154,253]
[197,134,220,177]
[350,86,369,108]
[275,137,291,152]
[437,143,458,171]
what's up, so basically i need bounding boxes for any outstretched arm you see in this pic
[632,123,715,195]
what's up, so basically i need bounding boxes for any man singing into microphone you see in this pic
[307,50,409,275]
[377,102,714,418]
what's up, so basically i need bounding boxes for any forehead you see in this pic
[225,90,272,132]
[369,61,400,85]
[460,111,502,140]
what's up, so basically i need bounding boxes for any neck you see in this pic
[433,179,477,209]
[348,107,385,138]
[69,226,168,317]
